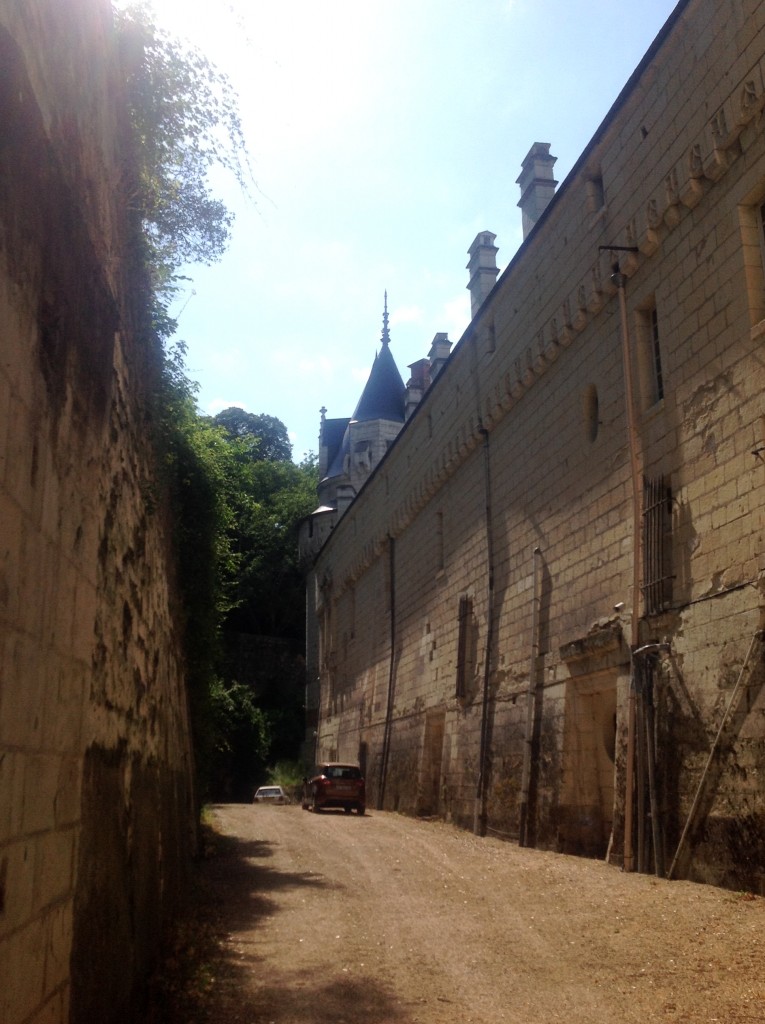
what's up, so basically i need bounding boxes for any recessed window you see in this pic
[635,299,664,409]
[456,595,475,702]
[586,175,605,214]
[584,384,599,442]
[736,196,765,324]
[486,319,496,354]
[436,511,445,572]
[649,307,664,402]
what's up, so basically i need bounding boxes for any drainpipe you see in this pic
[378,535,396,810]
[607,249,642,872]
[474,425,496,836]
[633,642,671,878]
[519,546,542,847]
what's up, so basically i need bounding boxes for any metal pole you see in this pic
[378,536,396,810]
[519,547,541,846]
[668,630,762,879]
[612,261,642,872]
[644,663,665,877]
[474,427,495,837]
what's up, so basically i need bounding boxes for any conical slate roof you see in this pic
[323,295,406,482]
[351,293,405,423]
[352,344,406,423]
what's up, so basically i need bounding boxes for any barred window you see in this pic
[642,476,673,615]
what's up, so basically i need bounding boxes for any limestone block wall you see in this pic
[310,0,765,890]
[0,3,195,1022]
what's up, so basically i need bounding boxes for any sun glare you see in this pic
[144,0,381,155]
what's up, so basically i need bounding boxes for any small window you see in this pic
[584,384,599,443]
[456,595,475,701]
[758,202,765,310]
[649,307,664,401]
[758,201,765,261]
[436,511,445,572]
[586,175,605,214]
[636,300,664,409]
[736,197,765,324]
[486,319,496,354]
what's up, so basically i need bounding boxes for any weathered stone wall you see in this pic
[310,0,765,890]
[0,3,195,1022]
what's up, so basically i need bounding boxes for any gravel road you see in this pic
[180,803,765,1024]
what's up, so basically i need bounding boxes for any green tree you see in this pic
[219,448,317,769]
[223,454,318,638]
[214,407,293,463]
[154,345,253,793]
[208,679,270,802]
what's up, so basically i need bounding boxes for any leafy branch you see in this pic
[116,1,252,287]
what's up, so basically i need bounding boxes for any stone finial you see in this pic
[405,358,431,420]
[428,332,452,379]
[381,291,390,347]
[516,142,558,240]
[466,233,499,318]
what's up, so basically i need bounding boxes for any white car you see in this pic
[253,785,290,805]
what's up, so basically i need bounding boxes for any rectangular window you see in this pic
[456,595,473,701]
[642,476,673,615]
[586,175,605,215]
[485,319,496,354]
[736,195,765,325]
[436,511,445,573]
[636,300,664,409]
[650,307,664,402]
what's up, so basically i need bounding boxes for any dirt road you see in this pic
[171,803,765,1023]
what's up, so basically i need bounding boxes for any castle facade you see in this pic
[300,0,765,889]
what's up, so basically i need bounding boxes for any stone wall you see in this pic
[308,0,765,890]
[0,3,195,1022]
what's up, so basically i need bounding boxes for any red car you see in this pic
[302,762,366,815]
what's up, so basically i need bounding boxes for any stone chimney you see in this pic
[428,332,452,380]
[405,358,431,419]
[516,142,558,240]
[466,232,499,318]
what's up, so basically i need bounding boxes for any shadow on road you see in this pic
[147,814,410,1024]
[205,829,343,935]
[227,975,412,1023]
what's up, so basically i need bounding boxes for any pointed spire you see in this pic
[381,290,390,347]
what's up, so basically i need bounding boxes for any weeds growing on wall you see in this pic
[114,2,264,799]
[115,3,316,801]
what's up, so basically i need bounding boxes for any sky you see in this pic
[145,0,680,462]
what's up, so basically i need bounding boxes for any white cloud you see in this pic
[207,347,246,375]
[204,397,248,415]
[390,304,423,327]
[442,295,471,343]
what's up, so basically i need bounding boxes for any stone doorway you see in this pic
[417,709,446,816]
[560,670,617,857]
